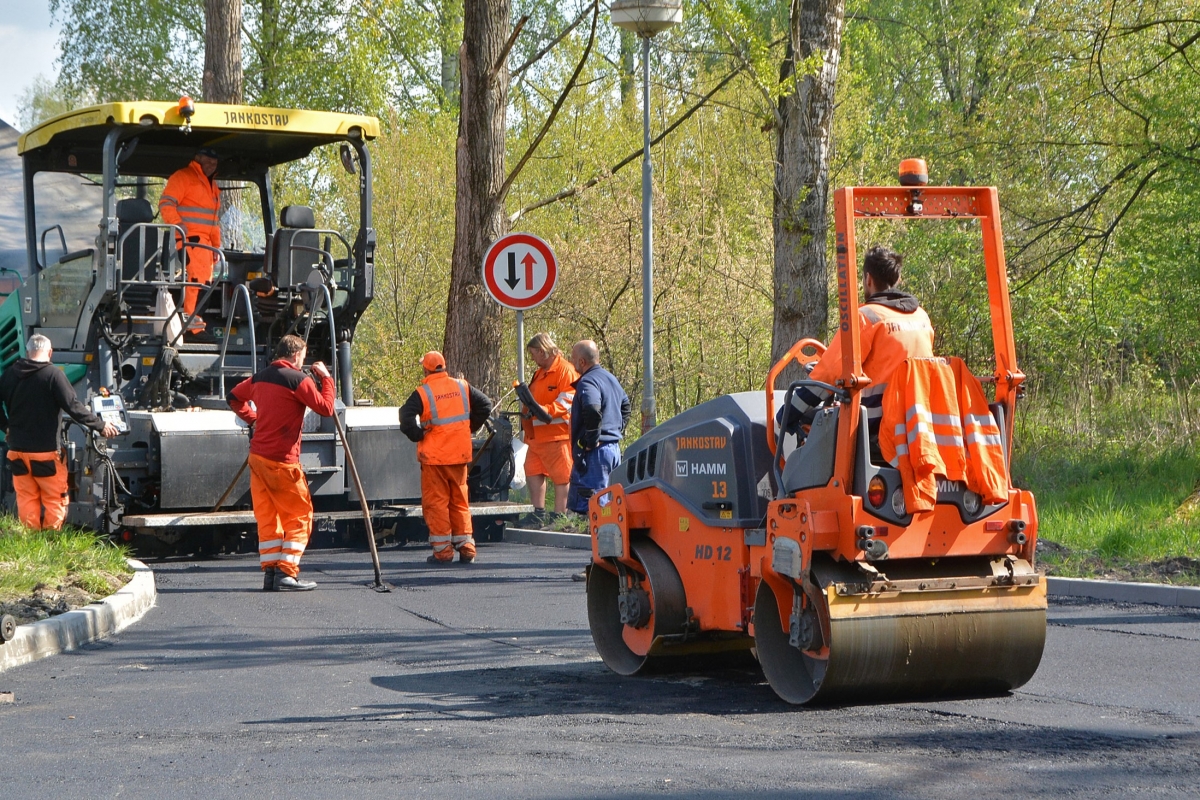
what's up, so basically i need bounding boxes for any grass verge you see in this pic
[0,515,133,604]
[1013,386,1200,584]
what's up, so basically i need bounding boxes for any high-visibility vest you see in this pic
[522,353,578,443]
[880,357,1008,513]
[810,302,934,422]
[417,372,473,465]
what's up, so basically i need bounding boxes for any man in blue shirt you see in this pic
[567,340,631,514]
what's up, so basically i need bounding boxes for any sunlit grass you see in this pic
[0,515,132,602]
[1013,385,1200,582]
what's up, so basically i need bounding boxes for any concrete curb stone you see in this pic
[0,558,156,673]
[1047,576,1200,609]
[504,527,591,550]
[504,528,1200,609]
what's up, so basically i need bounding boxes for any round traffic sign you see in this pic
[481,232,559,310]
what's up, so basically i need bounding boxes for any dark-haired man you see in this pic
[791,246,935,440]
[228,334,335,591]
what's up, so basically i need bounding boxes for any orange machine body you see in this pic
[587,174,1046,702]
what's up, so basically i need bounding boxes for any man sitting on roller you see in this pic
[788,246,935,446]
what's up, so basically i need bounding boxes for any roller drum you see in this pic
[756,578,1047,705]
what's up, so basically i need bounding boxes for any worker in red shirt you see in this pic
[228,334,335,591]
[159,146,221,334]
[399,351,493,564]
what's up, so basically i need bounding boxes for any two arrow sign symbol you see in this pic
[504,251,538,290]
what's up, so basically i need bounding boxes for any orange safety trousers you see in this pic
[7,450,69,530]
[249,452,313,578]
[182,247,215,322]
[421,462,475,562]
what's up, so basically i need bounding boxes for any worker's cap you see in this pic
[194,146,219,159]
[420,351,446,371]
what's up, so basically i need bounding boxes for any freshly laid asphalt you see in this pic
[1,543,1198,799]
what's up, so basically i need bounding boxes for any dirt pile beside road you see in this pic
[0,572,130,626]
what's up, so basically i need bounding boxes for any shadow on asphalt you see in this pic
[243,661,780,724]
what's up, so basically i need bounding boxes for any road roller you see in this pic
[585,164,1046,704]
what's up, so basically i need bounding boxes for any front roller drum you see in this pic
[754,579,1047,705]
[587,539,688,675]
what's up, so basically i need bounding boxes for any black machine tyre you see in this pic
[754,580,828,705]
[587,538,688,676]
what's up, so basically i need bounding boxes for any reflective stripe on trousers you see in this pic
[421,462,475,561]
[249,452,313,578]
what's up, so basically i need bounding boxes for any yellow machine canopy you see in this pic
[17,100,380,181]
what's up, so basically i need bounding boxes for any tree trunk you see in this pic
[204,0,244,104]
[619,30,637,105]
[258,0,279,102]
[770,0,845,366]
[443,0,510,397]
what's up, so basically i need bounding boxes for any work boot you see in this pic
[262,566,277,591]
[514,509,546,529]
[457,553,475,564]
[426,554,453,565]
[274,573,317,591]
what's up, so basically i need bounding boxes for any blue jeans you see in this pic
[566,442,622,514]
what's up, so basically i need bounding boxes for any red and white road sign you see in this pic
[481,232,558,310]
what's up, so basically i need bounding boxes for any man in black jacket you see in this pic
[0,334,120,529]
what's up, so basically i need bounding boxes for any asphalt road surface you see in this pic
[1,544,1198,799]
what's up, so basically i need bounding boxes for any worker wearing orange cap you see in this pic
[399,351,494,564]
[159,146,221,334]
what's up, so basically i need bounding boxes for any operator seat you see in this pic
[116,198,162,314]
[116,198,157,281]
[266,205,319,289]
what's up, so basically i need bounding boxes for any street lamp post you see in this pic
[611,0,682,434]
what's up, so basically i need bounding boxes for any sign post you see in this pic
[481,232,559,385]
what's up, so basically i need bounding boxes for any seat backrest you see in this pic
[269,205,319,288]
[116,198,156,281]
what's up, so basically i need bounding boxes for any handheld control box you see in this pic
[90,393,129,434]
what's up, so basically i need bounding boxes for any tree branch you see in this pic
[508,63,746,224]
[512,1,598,81]
[498,3,598,203]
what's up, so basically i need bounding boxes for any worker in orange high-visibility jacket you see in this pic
[514,332,578,529]
[0,334,121,530]
[399,351,494,565]
[879,356,1009,513]
[228,334,335,591]
[786,247,935,455]
[159,146,221,334]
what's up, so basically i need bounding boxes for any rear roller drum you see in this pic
[587,539,687,676]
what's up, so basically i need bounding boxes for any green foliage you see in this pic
[35,0,1200,571]
[0,518,132,602]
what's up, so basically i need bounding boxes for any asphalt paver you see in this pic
[1,543,1198,798]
